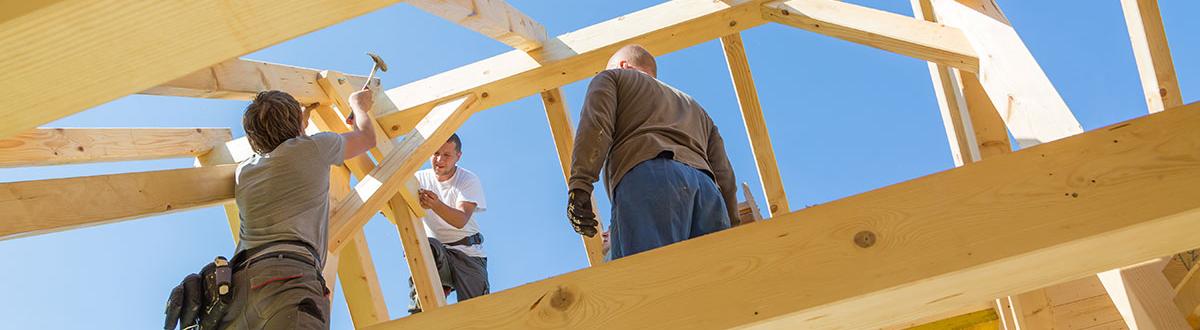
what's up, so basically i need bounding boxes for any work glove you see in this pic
[164,273,203,330]
[567,189,599,237]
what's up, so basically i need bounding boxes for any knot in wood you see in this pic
[550,286,575,311]
[854,231,876,248]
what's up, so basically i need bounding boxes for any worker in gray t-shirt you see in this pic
[218,89,377,329]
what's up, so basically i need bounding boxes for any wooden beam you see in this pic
[719,32,790,216]
[910,0,979,166]
[328,94,476,262]
[141,58,371,105]
[930,0,1083,148]
[375,0,768,138]
[0,128,231,168]
[195,137,254,243]
[0,165,235,240]
[1174,264,1200,328]
[406,0,548,51]
[903,309,999,330]
[762,0,979,73]
[1098,259,1190,329]
[332,174,392,326]
[540,88,606,266]
[1120,0,1182,114]
[0,0,400,139]
[365,103,1200,330]
[308,95,448,312]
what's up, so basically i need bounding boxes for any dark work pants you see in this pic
[220,257,329,330]
[608,158,731,260]
[408,237,489,313]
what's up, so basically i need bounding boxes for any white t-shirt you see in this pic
[415,167,488,257]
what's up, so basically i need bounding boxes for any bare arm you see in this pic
[340,88,378,160]
[420,189,477,229]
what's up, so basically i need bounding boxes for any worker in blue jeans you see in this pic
[567,45,738,259]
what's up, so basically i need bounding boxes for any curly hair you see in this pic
[243,91,305,155]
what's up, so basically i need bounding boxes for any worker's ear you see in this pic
[618,60,632,70]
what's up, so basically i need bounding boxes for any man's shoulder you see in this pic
[454,167,482,185]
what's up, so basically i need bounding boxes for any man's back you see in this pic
[570,68,731,200]
[234,132,344,267]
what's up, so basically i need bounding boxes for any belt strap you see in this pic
[230,240,318,271]
[444,233,484,247]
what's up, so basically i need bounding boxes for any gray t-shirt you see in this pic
[234,132,344,268]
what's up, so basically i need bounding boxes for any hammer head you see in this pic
[367,52,388,72]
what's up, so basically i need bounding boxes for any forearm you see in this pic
[350,103,376,141]
[430,202,469,229]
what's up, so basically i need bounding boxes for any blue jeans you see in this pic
[609,157,731,260]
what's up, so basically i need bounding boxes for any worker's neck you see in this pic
[437,166,458,182]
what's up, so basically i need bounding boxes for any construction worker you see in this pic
[567,44,738,260]
[408,133,489,313]
[219,89,376,329]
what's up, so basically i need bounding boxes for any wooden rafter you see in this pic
[311,77,449,313]
[762,0,979,73]
[0,1,401,139]
[407,0,548,51]
[0,128,231,168]
[328,94,476,258]
[1120,0,1182,114]
[0,165,235,240]
[375,0,769,138]
[931,0,1083,148]
[719,32,789,217]
[141,58,371,105]
[539,88,607,266]
[366,102,1200,330]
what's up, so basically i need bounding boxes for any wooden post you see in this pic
[719,32,790,216]
[540,88,607,265]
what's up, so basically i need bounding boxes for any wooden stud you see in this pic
[406,0,548,51]
[366,102,1200,330]
[1120,0,1183,114]
[0,0,400,138]
[375,0,769,138]
[0,165,235,240]
[1098,259,1190,329]
[762,0,979,73]
[719,32,790,216]
[0,128,231,168]
[930,0,1083,148]
[540,88,607,266]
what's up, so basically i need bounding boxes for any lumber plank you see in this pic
[903,309,1000,330]
[762,0,979,73]
[308,97,447,313]
[1098,259,1189,329]
[323,161,391,325]
[406,0,548,51]
[911,0,980,166]
[366,103,1200,329]
[141,58,371,105]
[195,137,254,243]
[930,0,1083,148]
[0,165,235,240]
[375,0,769,138]
[540,88,607,266]
[0,128,231,168]
[719,33,790,216]
[0,0,400,139]
[1120,0,1182,114]
[328,95,476,259]
[1052,295,1126,330]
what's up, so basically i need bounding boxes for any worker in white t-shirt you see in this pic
[407,133,489,314]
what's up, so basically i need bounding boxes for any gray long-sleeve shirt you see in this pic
[569,69,738,222]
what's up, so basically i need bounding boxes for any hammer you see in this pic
[347,52,388,124]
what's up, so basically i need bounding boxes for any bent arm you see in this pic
[431,201,477,229]
[706,124,739,224]
[569,71,620,195]
[341,90,377,160]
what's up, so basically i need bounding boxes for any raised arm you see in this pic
[340,88,378,160]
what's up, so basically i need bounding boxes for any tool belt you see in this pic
[164,240,322,330]
[444,233,484,247]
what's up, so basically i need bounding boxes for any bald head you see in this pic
[607,44,657,78]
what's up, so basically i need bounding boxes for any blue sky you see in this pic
[1,1,1196,329]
